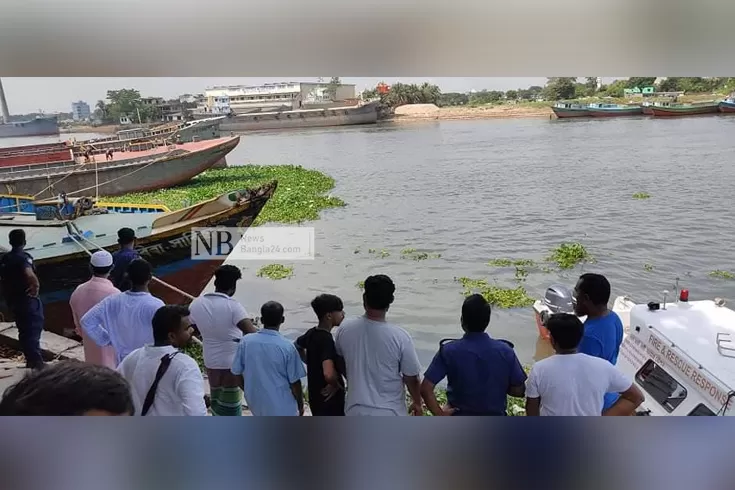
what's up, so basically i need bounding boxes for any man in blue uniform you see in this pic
[0,229,45,369]
[110,227,140,291]
[420,294,527,416]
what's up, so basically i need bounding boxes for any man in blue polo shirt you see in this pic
[573,273,625,413]
[231,301,306,416]
[420,294,527,416]
[110,228,140,291]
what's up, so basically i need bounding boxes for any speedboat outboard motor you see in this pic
[543,284,575,314]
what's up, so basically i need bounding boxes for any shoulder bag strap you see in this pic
[141,351,180,416]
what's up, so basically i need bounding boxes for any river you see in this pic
[4,116,735,367]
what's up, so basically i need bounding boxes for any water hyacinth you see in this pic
[257,264,294,280]
[546,242,592,270]
[110,165,346,226]
[455,277,534,309]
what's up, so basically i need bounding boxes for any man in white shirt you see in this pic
[118,305,207,416]
[335,274,423,416]
[525,313,644,416]
[81,259,165,366]
[189,265,256,416]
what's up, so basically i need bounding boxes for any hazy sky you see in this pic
[0,77,561,114]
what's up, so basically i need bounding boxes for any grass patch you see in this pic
[547,242,592,270]
[110,165,345,226]
[632,192,651,200]
[709,270,735,280]
[456,277,534,309]
[256,264,293,280]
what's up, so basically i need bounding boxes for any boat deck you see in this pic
[631,301,735,389]
[74,138,229,164]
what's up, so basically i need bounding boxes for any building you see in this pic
[71,101,91,121]
[202,81,356,114]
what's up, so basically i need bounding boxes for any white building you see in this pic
[71,100,91,121]
[202,81,356,113]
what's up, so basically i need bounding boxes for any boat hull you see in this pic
[551,107,591,118]
[649,105,720,117]
[587,107,644,117]
[642,106,655,115]
[220,103,379,131]
[0,182,276,336]
[0,136,240,198]
[0,117,59,138]
[718,101,735,113]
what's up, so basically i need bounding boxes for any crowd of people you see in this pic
[0,227,645,416]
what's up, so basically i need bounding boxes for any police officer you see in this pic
[0,229,45,369]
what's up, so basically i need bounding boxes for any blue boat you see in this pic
[0,193,170,221]
[718,98,735,113]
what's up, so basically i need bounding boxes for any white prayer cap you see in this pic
[90,250,113,268]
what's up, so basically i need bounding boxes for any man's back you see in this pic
[0,249,32,302]
[118,345,206,416]
[579,311,625,409]
[81,291,164,365]
[189,292,248,369]
[335,316,421,416]
[525,353,632,416]
[426,333,526,416]
[110,249,139,290]
[231,330,305,416]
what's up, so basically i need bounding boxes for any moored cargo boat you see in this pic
[551,102,590,118]
[718,98,735,113]
[586,103,644,117]
[0,136,240,198]
[648,102,720,117]
[0,182,276,336]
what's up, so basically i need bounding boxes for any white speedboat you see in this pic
[532,284,735,416]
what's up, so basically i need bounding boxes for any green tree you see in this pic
[94,100,109,122]
[584,77,598,93]
[602,79,628,97]
[626,77,656,89]
[505,89,518,100]
[657,77,681,92]
[438,92,469,106]
[325,76,341,100]
[543,78,577,101]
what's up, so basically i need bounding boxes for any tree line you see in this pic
[362,77,735,109]
[94,89,196,124]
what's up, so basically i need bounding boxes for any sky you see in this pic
[0,77,561,114]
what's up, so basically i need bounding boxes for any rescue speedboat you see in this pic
[532,284,735,416]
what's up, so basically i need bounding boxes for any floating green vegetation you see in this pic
[488,258,536,267]
[455,277,534,309]
[401,248,417,255]
[353,247,361,254]
[368,248,376,254]
[514,266,529,282]
[112,165,345,226]
[367,248,389,257]
[644,263,654,272]
[632,192,651,200]
[400,249,441,261]
[540,266,555,274]
[547,242,592,270]
[709,270,735,280]
[356,280,365,290]
[256,264,293,280]
[183,341,204,373]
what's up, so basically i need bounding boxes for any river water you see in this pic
[4,117,735,367]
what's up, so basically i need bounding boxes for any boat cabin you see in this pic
[553,102,587,110]
[617,300,735,416]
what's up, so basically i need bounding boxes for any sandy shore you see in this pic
[388,104,553,123]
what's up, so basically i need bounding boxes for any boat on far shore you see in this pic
[718,97,735,113]
[551,102,591,118]
[586,103,644,117]
[648,101,721,117]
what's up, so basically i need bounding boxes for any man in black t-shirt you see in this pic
[295,294,346,416]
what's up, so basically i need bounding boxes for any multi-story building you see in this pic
[201,81,356,114]
[71,100,91,121]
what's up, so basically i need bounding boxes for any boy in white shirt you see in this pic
[525,313,644,416]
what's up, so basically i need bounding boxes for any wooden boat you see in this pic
[0,136,240,198]
[0,181,276,336]
[648,102,720,117]
[551,102,590,118]
[214,102,379,132]
[641,101,673,115]
[0,192,169,218]
[586,103,644,117]
[718,98,735,113]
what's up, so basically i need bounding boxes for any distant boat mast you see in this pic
[0,78,10,124]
